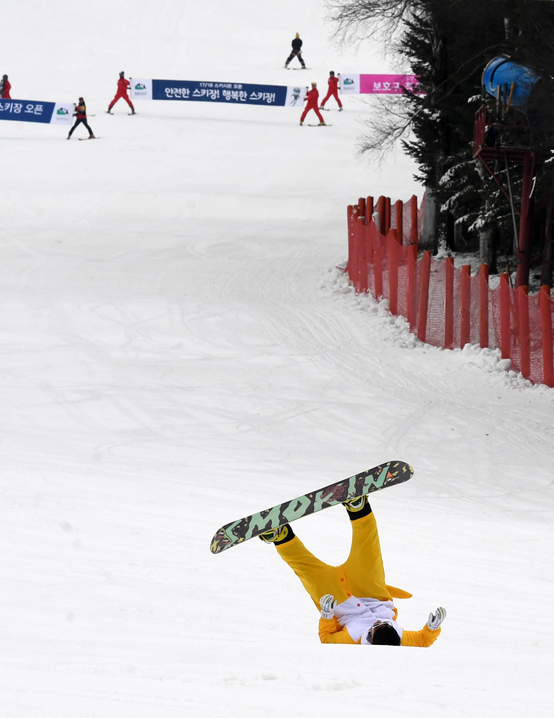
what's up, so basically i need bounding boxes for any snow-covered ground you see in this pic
[1,2,553,716]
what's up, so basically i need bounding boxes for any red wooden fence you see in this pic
[347,195,554,387]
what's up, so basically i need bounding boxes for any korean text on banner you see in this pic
[130,78,307,107]
[339,74,421,95]
[0,99,73,125]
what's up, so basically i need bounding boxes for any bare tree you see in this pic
[327,0,417,47]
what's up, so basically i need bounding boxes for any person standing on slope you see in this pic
[1,74,12,98]
[300,82,325,126]
[259,496,447,646]
[285,33,306,69]
[67,98,95,140]
[107,72,135,114]
[320,71,343,111]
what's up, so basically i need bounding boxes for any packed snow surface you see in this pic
[1,2,553,716]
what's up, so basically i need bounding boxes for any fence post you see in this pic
[445,257,454,349]
[367,215,375,268]
[407,244,418,331]
[499,273,511,359]
[518,286,530,379]
[479,264,489,348]
[540,285,554,387]
[410,195,418,245]
[461,265,471,347]
[376,196,386,235]
[358,216,369,293]
[384,197,391,234]
[347,205,354,282]
[395,200,403,245]
[417,251,432,342]
[373,227,383,299]
[365,196,374,223]
[388,232,399,315]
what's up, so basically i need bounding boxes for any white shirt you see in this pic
[333,595,403,644]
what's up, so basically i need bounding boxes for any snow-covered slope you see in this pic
[1,2,553,717]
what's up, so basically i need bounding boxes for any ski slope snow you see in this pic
[1,1,553,716]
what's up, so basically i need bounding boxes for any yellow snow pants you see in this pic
[276,512,410,610]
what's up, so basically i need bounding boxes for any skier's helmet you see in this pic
[2,74,7,80]
[296,33,300,38]
[120,71,124,77]
[311,82,317,87]
[330,71,335,76]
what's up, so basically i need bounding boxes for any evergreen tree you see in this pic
[329,0,554,282]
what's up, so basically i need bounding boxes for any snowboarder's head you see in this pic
[329,71,335,76]
[2,74,7,80]
[120,71,124,78]
[296,33,300,38]
[78,97,84,103]
[311,82,317,87]
[363,621,401,646]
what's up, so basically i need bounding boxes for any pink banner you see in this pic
[360,74,421,94]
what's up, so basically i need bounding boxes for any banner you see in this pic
[0,99,74,125]
[130,79,307,108]
[339,74,421,95]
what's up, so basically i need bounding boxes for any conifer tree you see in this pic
[329,0,554,280]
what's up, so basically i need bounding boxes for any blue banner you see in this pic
[131,79,307,108]
[0,99,73,125]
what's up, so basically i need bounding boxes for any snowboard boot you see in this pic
[318,121,326,126]
[130,108,136,114]
[343,495,372,520]
[107,108,113,114]
[300,121,303,126]
[259,524,295,546]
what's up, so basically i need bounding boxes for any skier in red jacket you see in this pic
[107,72,135,114]
[320,71,343,111]
[1,74,11,98]
[300,82,325,126]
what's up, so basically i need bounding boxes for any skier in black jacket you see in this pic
[285,33,306,69]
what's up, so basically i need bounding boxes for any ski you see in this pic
[78,137,100,140]
[210,461,413,554]
[307,124,332,127]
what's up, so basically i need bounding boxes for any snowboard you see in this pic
[307,124,332,127]
[210,461,413,554]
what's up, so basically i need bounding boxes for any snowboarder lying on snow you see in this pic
[259,497,446,646]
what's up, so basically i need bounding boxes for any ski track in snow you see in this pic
[1,1,554,717]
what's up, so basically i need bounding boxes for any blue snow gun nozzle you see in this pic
[482,56,539,108]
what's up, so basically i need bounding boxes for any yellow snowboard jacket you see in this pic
[318,616,441,646]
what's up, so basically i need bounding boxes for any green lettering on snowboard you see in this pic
[244,505,283,540]
[281,495,312,522]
